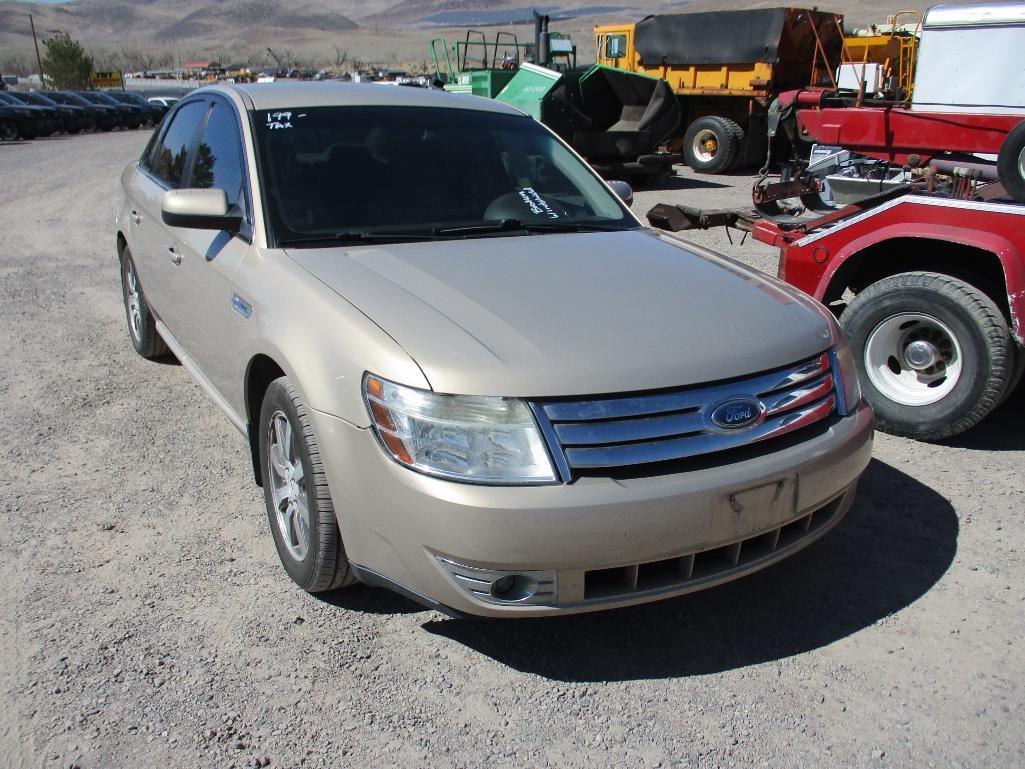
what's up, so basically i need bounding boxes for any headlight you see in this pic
[830,338,863,416]
[363,374,557,485]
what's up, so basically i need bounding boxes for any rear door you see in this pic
[160,97,252,403]
[125,99,209,324]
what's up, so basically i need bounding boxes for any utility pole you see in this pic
[29,13,46,89]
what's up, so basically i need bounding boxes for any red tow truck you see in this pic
[649,188,1025,442]
[648,2,1025,441]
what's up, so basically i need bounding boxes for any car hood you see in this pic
[286,230,835,397]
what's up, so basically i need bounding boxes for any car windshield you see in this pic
[52,92,91,107]
[114,92,145,105]
[0,92,23,105]
[80,92,118,106]
[252,105,635,246]
[17,92,56,106]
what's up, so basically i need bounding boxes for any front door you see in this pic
[161,99,252,403]
[128,99,210,326]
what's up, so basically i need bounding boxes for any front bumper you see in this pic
[312,402,873,617]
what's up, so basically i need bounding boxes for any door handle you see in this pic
[130,209,143,225]
[168,246,182,266]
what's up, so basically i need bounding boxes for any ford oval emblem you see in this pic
[710,398,763,430]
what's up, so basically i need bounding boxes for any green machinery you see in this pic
[496,63,682,179]
[430,29,577,98]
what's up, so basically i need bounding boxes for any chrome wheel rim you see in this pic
[864,312,963,406]
[124,259,142,342]
[268,410,310,562]
[1018,144,1025,181]
[691,128,719,163]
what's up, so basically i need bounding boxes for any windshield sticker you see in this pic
[518,187,560,219]
[265,111,307,130]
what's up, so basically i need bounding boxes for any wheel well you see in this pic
[245,355,286,487]
[824,238,1012,323]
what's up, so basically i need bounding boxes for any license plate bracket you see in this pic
[711,475,799,539]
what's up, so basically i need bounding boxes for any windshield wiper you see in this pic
[278,231,443,247]
[432,219,629,236]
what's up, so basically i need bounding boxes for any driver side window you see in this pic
[190,101,249,220]
[146,101,208,188]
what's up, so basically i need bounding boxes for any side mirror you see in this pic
[162,188,241,232]
[607,180,633,207]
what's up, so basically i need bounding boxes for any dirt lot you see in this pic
[2,129,1024,769]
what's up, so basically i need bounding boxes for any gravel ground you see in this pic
[2,130,1024,769]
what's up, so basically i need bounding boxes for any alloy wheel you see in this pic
[267,410,310,561]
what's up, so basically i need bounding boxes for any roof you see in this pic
[202,81,525,115]
[925,3,1025,28]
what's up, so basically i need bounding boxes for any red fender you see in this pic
[816,222,1025,344]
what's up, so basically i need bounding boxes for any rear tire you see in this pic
[839,271,1014,440]
[119,246,169,359]
[997,120,1025,204]
[259,377,356,593]
[683,116,741,174]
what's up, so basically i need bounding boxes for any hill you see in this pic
[0,0,927,74]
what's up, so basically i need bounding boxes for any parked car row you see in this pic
[0,90,177,142]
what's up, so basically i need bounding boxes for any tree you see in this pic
[42,33,93,89]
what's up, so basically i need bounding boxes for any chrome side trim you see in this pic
[231,293,253,318]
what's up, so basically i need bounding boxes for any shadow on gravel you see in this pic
[424,457,957,680]
[942,383,1025,452]
[318,585,424,615]
[634,175,732,192]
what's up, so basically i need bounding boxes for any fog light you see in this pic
[490,575,515,596]
[489,574,539,601]
[436,557,556,606]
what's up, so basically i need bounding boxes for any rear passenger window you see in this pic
[190,102,247,216]
[148,101,208,187]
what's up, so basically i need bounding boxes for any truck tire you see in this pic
[683,116,741,174]
[259,376,357,593]
[723,119,745,170]
[839,271,1015,440]
[997,121,1025,204]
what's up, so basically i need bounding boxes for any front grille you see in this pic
[583,491,846,601]
[532,352,837,480]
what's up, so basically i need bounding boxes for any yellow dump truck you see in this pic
[595,7,844,172]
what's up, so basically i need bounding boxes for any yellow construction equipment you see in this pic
[842,11,922,102]
[594,7,845,172]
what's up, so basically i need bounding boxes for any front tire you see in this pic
[259,377,355,593]
[839,271,1015,440]
[120,247,168,359]
[0,119,19,142]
